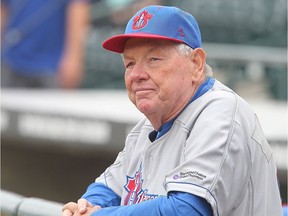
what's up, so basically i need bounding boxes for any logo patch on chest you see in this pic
[124,164,158,205]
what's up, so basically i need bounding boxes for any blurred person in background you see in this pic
[1,0,90,88]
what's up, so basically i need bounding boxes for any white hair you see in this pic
[176,43,213,77]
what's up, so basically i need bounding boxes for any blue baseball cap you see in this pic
[102,5,202,53]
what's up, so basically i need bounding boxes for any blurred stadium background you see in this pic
[1,0,287,214]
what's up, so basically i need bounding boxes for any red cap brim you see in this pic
[102,33,183,53]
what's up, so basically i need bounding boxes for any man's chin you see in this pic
[136,100,154,114]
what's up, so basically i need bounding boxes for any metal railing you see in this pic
[1,190,63,216]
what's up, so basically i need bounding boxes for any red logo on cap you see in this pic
[132,10,153,30]
[178,28,185,37]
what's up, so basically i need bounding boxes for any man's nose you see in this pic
[129,63,149,81]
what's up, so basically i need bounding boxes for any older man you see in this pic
[62,5,282,216]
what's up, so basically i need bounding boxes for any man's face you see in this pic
[123,38,198,125]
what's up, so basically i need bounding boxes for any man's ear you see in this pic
[190,48,206,81]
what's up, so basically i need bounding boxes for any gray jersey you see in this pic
[96,80,282,216]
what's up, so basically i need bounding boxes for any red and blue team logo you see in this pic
[132,10,153,30]
[124,164,158,205]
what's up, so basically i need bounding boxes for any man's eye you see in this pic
[150,57,159,62]
[125,62,134,68]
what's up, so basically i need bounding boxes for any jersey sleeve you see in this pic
[90,191,213,216]
[164,89,253,215]
[81,182,121,207]
[95,118,147,198]
[94,149,128,197]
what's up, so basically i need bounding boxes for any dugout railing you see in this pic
[0,190,63,216]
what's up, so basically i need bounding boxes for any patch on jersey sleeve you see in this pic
[124,163,158,205]
[173,170,207,181]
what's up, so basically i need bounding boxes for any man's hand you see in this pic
[62,198,101,216]
[73,206,102,216]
